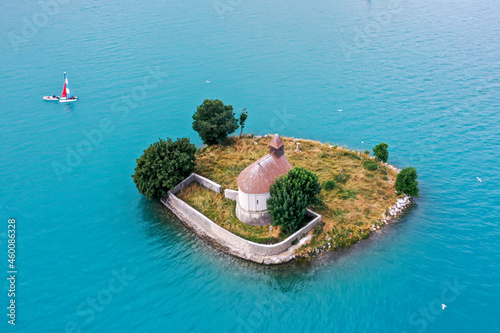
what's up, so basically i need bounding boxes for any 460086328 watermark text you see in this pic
[6,218,17,325]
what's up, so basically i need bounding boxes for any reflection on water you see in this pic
[63,102,75,114]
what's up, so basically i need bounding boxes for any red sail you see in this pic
[61,82,67,98]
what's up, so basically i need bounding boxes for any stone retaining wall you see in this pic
[161,173,322,264]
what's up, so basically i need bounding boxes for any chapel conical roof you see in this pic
[269,133,284,149]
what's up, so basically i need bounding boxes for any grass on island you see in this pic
[179,135,402,254]
[176,183,301,244]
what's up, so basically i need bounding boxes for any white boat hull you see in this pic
[59,97,78,103]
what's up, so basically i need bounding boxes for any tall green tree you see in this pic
[239,108,248,137]
[395,166,419,197]
[132,138,196,199]
[267,167,321,233]
[192,99,239,145]
[373,142,389,162]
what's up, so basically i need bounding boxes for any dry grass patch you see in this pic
[176,183,286,244]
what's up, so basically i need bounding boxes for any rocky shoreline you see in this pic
[296,194,412,261]
[379,195,411,225]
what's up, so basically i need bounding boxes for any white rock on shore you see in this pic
[381,195,411,224]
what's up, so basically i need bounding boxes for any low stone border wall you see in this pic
[171,173,222,194]
[161,173,322,264]
[224,189,238,200]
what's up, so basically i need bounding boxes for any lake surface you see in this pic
[1,0,499,332]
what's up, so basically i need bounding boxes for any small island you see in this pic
[132,99,419,264]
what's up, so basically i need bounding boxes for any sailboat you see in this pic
[43,72,78,102]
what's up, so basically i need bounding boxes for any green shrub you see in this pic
[323,180,337,190]
[395,167,419,196]
[132,138,196,199]
[342,151,361,160]
[364,150,370,155]
[373,142,389,162]
[363,160,379,171]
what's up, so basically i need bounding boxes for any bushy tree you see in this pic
[287,167,322,204]
[267,167,321,233]
[395,166,419,197]
[239,108,248,137]
[267,178,308,233]
[132,138,196,199]
[373,142,389,163]
[192,99,239,145]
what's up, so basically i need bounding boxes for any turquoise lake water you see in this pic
[1,0,499,332]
